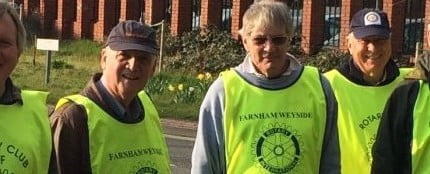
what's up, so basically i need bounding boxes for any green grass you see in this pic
[11,40,202,120]
[152,94,200,120]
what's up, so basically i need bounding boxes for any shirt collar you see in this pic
[96,79,142,120]
[0,78,22,105]
[243,53,301,79]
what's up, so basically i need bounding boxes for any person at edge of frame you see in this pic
[0,2,53,174]
[371,19,430,174]
[50,20,171,174]
[191,1,340,174]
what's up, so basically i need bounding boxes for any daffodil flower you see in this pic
[205,72,212,80]
[197,73,205,80]
[178,84,184,91]
[168,84,175,91]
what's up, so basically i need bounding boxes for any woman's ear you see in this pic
[242,36,250,52]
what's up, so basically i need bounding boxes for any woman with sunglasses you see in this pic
[191,1,340,173]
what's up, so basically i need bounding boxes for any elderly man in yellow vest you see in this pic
[371,19,430,174]
[192,1,340,173]
[0,2,52,174]
[50,21,171,174]
[324,9,410,174]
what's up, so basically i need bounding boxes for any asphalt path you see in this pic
[162,119,197,174]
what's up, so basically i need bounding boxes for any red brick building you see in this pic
[14,0,430,55]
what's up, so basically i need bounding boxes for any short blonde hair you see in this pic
[0,2,26,55]
[239,1,293,38]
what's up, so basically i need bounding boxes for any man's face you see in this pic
[0,14,18,86]
[347,33,391,75]
[242,25,290,78]
[101,47,156,97]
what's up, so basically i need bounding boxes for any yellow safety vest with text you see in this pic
[324,68,409,174]
[223,67,327,174]
[56,91,171,174]
[412,81,430,174]
[0,90,51,174]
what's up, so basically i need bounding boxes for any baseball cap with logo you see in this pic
[350,9,390,39]
[105,20,159,55]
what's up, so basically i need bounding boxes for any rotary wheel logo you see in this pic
[130,161,159,174]
[254,124,302,173]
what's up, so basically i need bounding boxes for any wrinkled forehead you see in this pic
[105,46,156,59]
[247,24,287,37]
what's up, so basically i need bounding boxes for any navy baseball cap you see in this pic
[350,9,391,39]
[105,20,159,55]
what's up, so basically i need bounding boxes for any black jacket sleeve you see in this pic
[371,80,420,174]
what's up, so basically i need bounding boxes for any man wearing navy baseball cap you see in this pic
[324,9,410,174]
[50,20,171,174]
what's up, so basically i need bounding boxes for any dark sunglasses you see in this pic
[251,36,289,46]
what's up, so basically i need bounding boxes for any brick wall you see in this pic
[55,0,76,39]
[231,0,252,39]
[200,0,222,29]
[26,0,430,54]
[339,0,362,51]
[301,0,324,54]
[384,0,406,57]
[39,0,56,37]
[144,0,165,24]
[170,0,192,36]
[73,0,94,38]
[119,0,141,22]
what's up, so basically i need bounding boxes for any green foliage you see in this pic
[299,48,350,72]
[163,26,245,73]
[145,73,169,96]
[56,39,102,58]
[14,40,100,104]
[52,60,74,69]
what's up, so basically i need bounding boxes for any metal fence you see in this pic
[163,0,172,24]
[323,0,341,47]
[403,0,425,54]
[221,0,232,32]
[286,0,303,46]
[192,0,200,30]
[363,0,379,9]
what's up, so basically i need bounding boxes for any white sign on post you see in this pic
[36,38,59,51]
[36,38,59,84]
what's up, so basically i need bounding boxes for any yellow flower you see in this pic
[178,84,184,91]
[168,84,175,91]
[205,72,212,80]
[197,73,205,80]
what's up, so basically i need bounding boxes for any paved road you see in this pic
[166,136,194,174]
[162,119,197,174]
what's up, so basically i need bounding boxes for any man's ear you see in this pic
[346,33,353,50]
[242,36,250,52]
[100,48,107,70]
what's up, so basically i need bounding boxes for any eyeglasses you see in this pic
[251,35,290,46]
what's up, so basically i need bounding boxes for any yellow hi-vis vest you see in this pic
[412,81,430,174]
[222,67,327,174]
[56,91,171,174]
[324,68,409,174]
[0,90,51,174]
